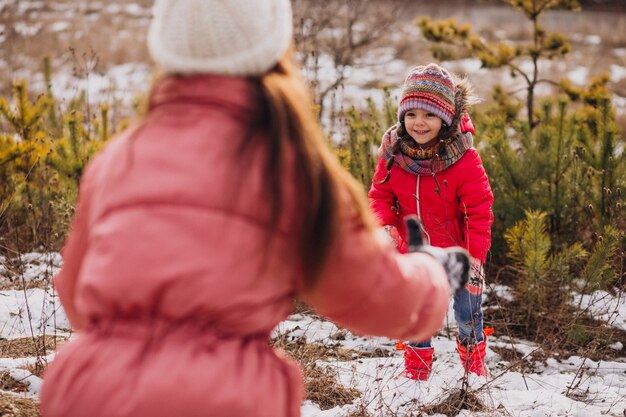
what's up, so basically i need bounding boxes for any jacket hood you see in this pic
[439,77,474,141]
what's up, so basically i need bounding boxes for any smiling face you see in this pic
[403,109,443,145]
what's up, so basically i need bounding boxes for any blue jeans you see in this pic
[409,285,484,348]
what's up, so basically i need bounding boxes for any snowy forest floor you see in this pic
[0,253,624,416]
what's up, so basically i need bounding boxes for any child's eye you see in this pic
[425,113,436,118]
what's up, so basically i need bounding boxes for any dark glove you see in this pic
[404,215,470,293]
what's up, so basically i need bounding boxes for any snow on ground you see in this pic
[277,307,626,416]
[27,62,153,112]
[0,252,624,416]
[573,290,626,332]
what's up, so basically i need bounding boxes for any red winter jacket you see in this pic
[369,148,494,263]
[40,75,451,417]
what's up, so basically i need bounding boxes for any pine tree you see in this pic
[415,0,625,262]
[339,90,396,188]
[0,80,109,250]
[504,209,623,346]
[0,80,50,142]
[417,0,579,129]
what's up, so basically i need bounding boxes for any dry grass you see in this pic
[276,335,358,361]
[484,295,626,361]
[0,393,39,417]
[292,300,316,316]
[0,255,58,291]
[0,336,64,359]
[305,365,361,410]
[0,373,29,394]
[419,389,487,417]
[0,279,50,291]
[272,333,367,409]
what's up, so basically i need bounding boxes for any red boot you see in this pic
[456,338,488,376]
[402,346,434,380]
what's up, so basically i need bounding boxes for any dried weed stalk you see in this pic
[419,388,487,417]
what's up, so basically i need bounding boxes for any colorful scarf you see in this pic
[378,125,473,176]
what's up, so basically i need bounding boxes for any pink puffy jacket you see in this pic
[40,75,450,417]
[369,149,494,263]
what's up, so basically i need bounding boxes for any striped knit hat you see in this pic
[397,64,456,125]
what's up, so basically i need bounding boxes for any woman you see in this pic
[40,1,460,416]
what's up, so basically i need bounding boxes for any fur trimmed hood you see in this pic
[438,76,475,141]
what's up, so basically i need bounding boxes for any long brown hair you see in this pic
[254,52,374,289]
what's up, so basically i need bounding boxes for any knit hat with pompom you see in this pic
[147,0,293,76]
[397,63,456,125]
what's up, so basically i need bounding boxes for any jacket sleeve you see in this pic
[300,201,451,342]
[458,150,494,263]
[54,157,101,331]
[368,157,400,229]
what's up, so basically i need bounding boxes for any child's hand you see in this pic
[383,225,400,249]
[467,256,484,295]
[460,112,475,135]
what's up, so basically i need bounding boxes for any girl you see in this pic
[39,2,461,417]
[369,63,494,380]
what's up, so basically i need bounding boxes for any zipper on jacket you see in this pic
[415,175,431,245]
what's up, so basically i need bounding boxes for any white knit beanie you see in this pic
[147,0,293,76]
